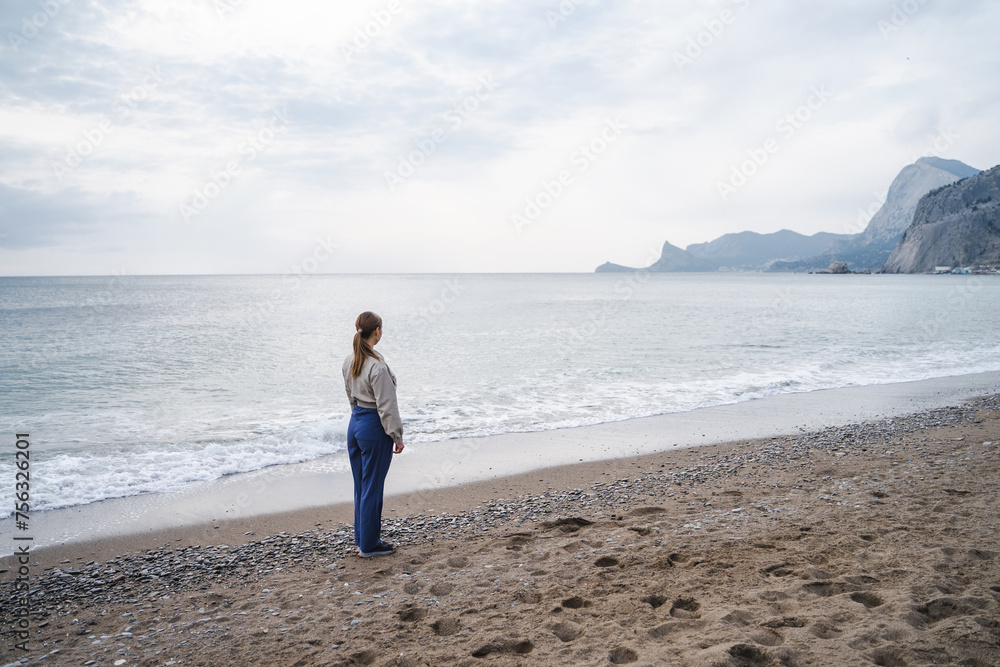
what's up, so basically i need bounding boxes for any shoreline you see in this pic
[5,370,1000,555]
[2,393,999,664]
[3,370,1000,554]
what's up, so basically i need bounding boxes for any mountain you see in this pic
[647,241,715,271]
[595,231,848,273]
[687,229,852,270]
[882,164,1000,273]
[594,156,982,274]
[596,241,713,273]
[769,157,980,272]
[862,157,980,246]
[594,261,638,273]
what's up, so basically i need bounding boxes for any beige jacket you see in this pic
[342,353,404,444]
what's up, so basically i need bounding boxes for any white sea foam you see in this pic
[28,416,350,511]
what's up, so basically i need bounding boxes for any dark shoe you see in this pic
[359,541,396,558]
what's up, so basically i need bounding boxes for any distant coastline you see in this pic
[598,157,999,275]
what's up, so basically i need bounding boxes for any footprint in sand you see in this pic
[910,597,979,625]
[648,620,706,640]
[727,644,771,665]
[801,581,848,597]
[756,590,792,603]
[641,594,668,610]
[397,606,428,622]
[544,517,595,534]
[748,628,785,647]
[431,617,460,636]
[561,595,593,609]
[627,506,665,516]
[608,646,639,664]
[550,620,584,642]
[761,563,794,578]
[669,597,701,619]
[850,592,885,608]
[470,638,534,657]
[721,610,755,627]
[344,649,377,665]
[762,617,806,629]
[392,657,426,667]
[801,567,836,580]
[867,646,908,667]
[505,533,533,550]
[429,582,454,597]
[809,620,842,639]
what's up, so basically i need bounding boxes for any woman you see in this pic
[342,311,404,557]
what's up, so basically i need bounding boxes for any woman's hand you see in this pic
[393,441,404,454]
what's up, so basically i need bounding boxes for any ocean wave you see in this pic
[23,416,349,511]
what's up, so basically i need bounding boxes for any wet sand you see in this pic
[3,394,1000,665]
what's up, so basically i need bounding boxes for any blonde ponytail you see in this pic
[350,311,383,377]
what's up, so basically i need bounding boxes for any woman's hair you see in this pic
[350,311,383,377]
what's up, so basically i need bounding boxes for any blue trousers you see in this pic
[347,406,394,552]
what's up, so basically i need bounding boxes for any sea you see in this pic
[2,273,999,514]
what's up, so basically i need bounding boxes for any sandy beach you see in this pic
[3,392,1000,665]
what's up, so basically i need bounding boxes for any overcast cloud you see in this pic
[1,0,998,274]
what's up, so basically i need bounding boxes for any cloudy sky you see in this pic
[1,0,998,275]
